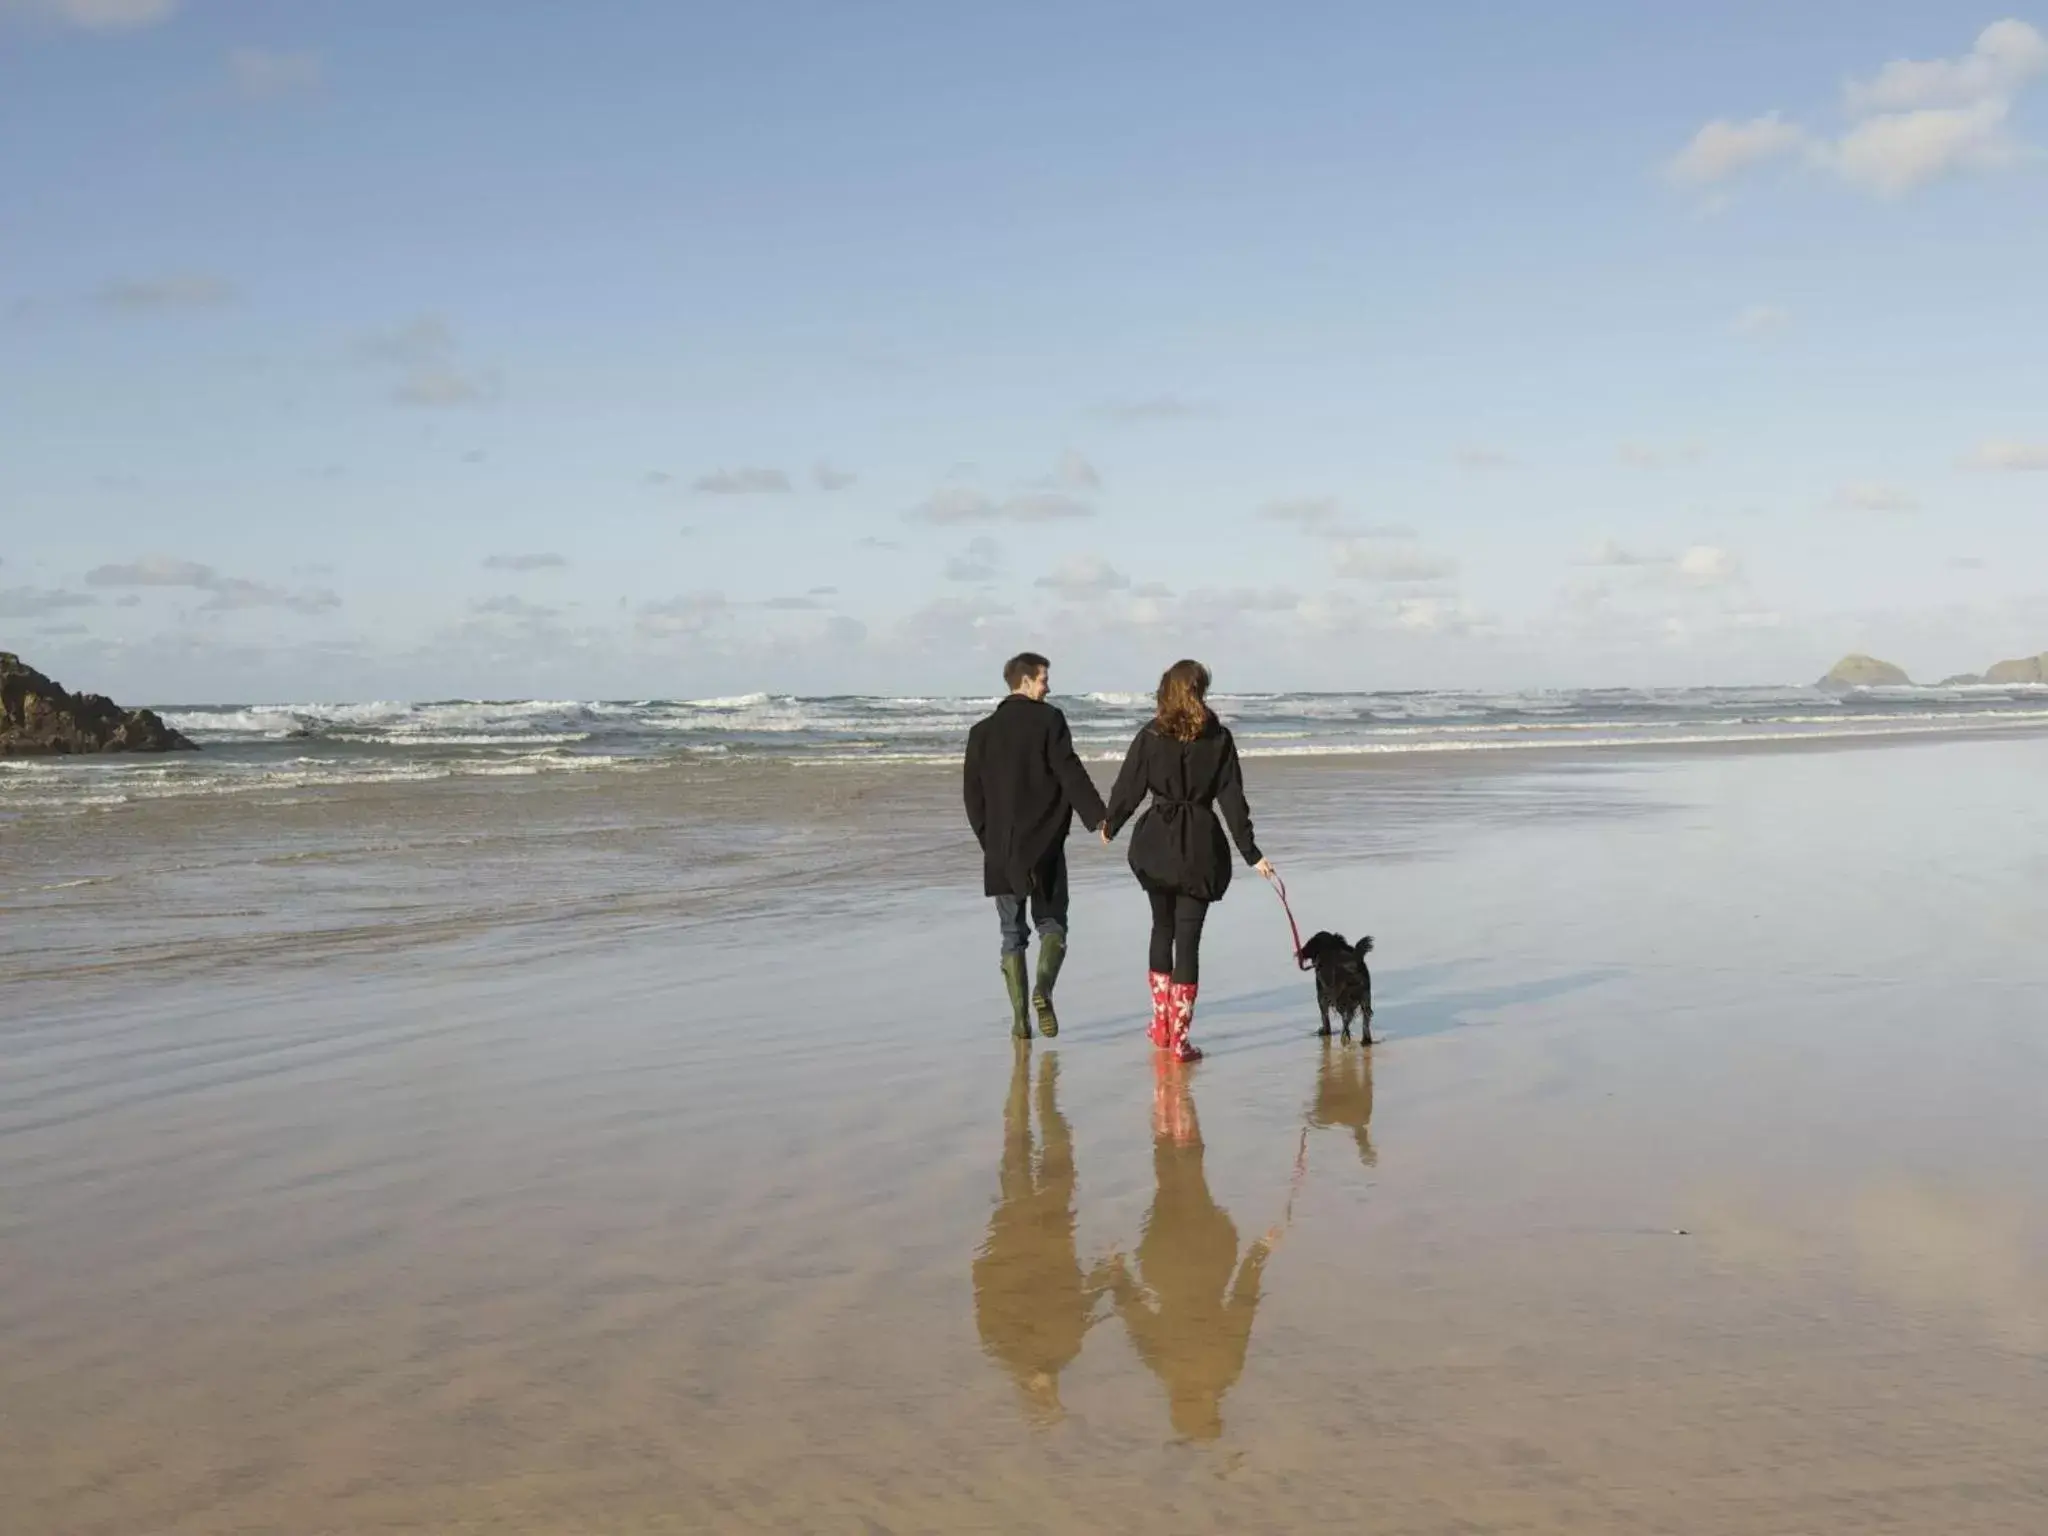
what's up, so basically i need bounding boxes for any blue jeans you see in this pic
[996,847,1069,955]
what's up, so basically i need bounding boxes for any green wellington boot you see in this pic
[1001,952,1033,1040]
[1031,931,1066,1038]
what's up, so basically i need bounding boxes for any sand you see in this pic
[4,736,2046,1532]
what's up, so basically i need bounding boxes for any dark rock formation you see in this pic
[1817,654,1911,690]
[0,652,198,756]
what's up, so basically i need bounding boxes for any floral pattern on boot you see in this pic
[1147,970,1173,1048]
[1168,980,1203,1062]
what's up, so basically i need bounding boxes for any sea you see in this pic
[5,683,2048,815]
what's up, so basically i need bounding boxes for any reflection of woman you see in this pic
[971,1049,1111,1425]
[1309,1037,1376,1169]
[1108,1060,1274,1441]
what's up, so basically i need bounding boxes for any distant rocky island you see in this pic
[0,652,197,756]
[1818,651,2048,690]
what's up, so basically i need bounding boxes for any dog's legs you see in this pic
[1359,1009,1374,1047]
[1316,995,1333,1037]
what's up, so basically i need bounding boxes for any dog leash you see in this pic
[1269,869,1315,971]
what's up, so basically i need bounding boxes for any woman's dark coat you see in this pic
[1105,713,1262,902]
[963,694,1110,898]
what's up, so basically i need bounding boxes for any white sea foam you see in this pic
[15,686,2048,811]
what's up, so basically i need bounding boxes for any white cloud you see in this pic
[1574,540,1742,590]
[96,274,235,311]
[1005,491,1093,523]
[1735,304,1792,337]
[1831,481,1921,514]
[1036,555,1131,598]
[1581,539,1670,568]
[1392,596,1480,634]
[472,595,557,620]
[1057,450,1101,490]
[83,555,339,613]
[1844,19,2048,114]
[762,595,825,611]
[910,486,996,524]
[693,467,792,495]
[1331,541,1459,583]
[944,537,1002,583]
[1822,98,2024,196]
[1257,497,1415,539]
[1667,23,2048,198]
[482,553,568,572]
[4,0,177,31]
[86,557,219,587]
[356,316,500,408]
[1618,440,1706,469]
[812,461,857,491]
[907,486,1094,525]
[636,591,728,638]
[1666,112,1806,186]
[1962,438,2048,471]
[228,47,321,101]
[0,587,98,618]
[1677,544,1743,587]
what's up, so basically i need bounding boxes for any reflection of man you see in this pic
[1308,1038,1376,1168]
[971,1049,1112,1425]
[1109,1060,1274,1441]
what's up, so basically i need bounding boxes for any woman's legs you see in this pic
[1146,887,1178,974]
[1163,894,1209,1061]
[1146,888,1177,1045]
[1170,895,1208,985]
[1147,889,1212,1056]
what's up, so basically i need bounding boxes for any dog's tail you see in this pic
[1356,935,1374,957]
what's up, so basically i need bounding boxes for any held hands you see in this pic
[1255,857,1276,881]
[1100,821,1112,846]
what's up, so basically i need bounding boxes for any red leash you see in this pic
[1269,870,1314,971]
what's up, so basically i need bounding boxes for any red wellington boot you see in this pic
[1147,970,1173,1048]
[1167,980,1203,1062]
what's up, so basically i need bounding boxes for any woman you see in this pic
[1104,660,1273,1061]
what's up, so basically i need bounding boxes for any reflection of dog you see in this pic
[1297,931,1374,1043]
[1309,1037,1376,1168]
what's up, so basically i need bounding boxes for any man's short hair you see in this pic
[1003,651,1050,690]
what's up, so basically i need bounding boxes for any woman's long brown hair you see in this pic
[1154,659,1213,742]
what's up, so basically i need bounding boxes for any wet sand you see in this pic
[4,737,2047,1531]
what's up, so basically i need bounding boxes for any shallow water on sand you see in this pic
[4,738,2046,1532]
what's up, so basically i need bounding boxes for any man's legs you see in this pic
[1027,848,1070,1037]
[995,894,1032,1039]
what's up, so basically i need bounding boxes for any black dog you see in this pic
[1297,931,1374,1043]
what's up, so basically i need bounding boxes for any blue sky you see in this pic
[4,1,2046,701]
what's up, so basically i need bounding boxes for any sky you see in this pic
[3,0,2047,703]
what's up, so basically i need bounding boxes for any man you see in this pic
[964,651,1109,1039]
